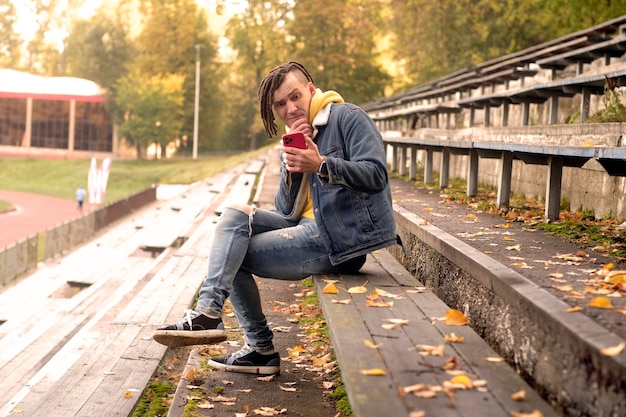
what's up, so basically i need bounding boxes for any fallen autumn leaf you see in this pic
[599,342,625,356]
[445,309,469,326]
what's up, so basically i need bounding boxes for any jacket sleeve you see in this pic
[274,157,303,216]
[323,105,389,193]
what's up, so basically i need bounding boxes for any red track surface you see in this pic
[0,189,92,248]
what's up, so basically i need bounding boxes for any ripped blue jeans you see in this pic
[196,207,362,352]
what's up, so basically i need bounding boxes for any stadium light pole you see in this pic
[193,44,200,160]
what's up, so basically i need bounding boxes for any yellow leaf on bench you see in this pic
[381,318,409,330]
[366,299,393,308]
[398,383,425,396]
[364,339,382,349]
[322,283,338,294]
[375,288,404,299]
[415,344,445,356]
[444,309,469,326]
[605,270,626,285]
[348,285,368,293]
[360,368,387,376]
[444,333,464,343]
[511,389,526,401]
[510,411,544,417]
[449,374,473,389]
[600,342,625,356]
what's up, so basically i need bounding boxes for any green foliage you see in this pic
[287,0,390,104]
[14,0,626,152]
[531,210,626,259]
[329,385,353,416]
[387,0,626,87]
[114,73,186,158]
[181,399,201,417]
[131,381,174,417]
[588,80,626,122]
[218,0,293,147]
[0,0,21,67]
[63,6,134,92]
[134,0,225,153]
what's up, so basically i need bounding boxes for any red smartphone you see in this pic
[281,132,307,150]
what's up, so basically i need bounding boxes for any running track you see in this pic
[0,189,91,248]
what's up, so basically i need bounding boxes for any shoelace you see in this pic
[184,309,195,330]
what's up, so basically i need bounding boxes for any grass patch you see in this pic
[131,381,174,417]
[534,212,626,259]
[328,385,353,416]
[0,146,271,204]
[0,199,12,212]
[299,277,352,416]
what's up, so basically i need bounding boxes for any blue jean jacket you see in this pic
[275,103,397,265]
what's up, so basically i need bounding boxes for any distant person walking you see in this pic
[75,185,86,211]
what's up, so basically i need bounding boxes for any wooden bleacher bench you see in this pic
[312,250,558,417]
[537,34,626,72]
[0,161,264,417]
[215,157,266,216]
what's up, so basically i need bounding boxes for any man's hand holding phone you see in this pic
[281,132,323,174]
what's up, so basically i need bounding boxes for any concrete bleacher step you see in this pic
[390,201,626,417]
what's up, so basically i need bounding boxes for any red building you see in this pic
[0,69,116,158]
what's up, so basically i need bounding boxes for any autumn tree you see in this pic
[541,0,626,36]
[220,0,292,147]
[287,0,390,104]
[0,0,22,68]
[63,5,134,92]
[387,0,626,87]
[115,73,185,159]
[134,0,224,153]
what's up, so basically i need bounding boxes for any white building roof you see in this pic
[0,69,104,98]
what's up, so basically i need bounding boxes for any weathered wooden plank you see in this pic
[245,158,266,175]
[215,172,259,215]
[405,289,557,417]
[0,312,90,407]
[0,164,248,416]
[313,251,559,417]
[314,274,412,417]
[112,255,195,325]
[333,274,473,416]
[174,215,217,258]
[77,327,165,417]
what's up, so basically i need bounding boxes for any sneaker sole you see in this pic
[207,358,280,375]
[152,329,227,348]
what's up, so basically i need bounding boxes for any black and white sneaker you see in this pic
[208,344,281,375]
[153,310,227,348]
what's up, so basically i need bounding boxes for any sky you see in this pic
[13,0,104,47]
[12,0,247,50]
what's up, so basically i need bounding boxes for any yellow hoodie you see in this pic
[300,89,344,220]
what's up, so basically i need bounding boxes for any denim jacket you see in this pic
[275,103,397,265]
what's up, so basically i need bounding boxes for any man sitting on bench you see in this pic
[153,61,397,375]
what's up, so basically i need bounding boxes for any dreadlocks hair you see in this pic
[257,61,314,138]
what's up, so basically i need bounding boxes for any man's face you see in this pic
[272,71,316,129]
